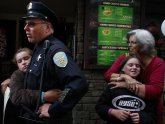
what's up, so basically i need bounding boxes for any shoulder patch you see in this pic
[53,52,68,67]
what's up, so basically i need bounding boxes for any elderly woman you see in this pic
[104,29,165,124]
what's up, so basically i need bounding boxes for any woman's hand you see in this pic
[110,75,124,82]
[123,75,142,94]
[109,74,128,88]
[109,74,141,93]
[121,74,137,89]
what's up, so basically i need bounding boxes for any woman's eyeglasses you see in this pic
[127,41,137,45]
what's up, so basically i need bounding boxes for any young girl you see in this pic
[1,48,61,124]
[95,54,157,124]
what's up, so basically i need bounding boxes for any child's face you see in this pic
[122,58,141,78]
[16,51,31,72]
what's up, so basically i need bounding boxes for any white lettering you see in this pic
[119,100,136,107]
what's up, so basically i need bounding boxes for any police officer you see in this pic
[21,1,88,124]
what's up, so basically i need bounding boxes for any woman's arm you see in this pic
[104,54,126,82]
[122,58,165,99]
[144,58,165,99]
[109,73,145,98]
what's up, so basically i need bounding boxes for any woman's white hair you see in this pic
[126,29,155,55]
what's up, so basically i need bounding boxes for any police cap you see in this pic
[22,1,58,29]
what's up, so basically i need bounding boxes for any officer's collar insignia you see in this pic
[53,52,68,67]
[37,54,42,61]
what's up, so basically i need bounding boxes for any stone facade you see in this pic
[72,0,108,124]
[73,70,108,124]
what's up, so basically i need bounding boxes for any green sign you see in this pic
[84,0,138,69]
[98,27,131,46]
[98,5,133,24]
[97,49,127,65]
[96,2,133,66]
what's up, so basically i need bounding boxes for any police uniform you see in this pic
[21,2,88,124]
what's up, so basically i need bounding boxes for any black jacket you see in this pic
[95,85,157,124]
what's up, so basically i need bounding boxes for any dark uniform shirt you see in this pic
[95,85,157,124]
[23,35,88,124]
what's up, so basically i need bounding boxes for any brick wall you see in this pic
[73,70,107,124]
[73,77,165,123]
[72,0,108,124]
